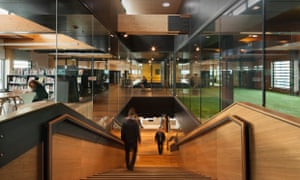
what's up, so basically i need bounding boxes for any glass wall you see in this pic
[176,0,300,120]
[264,0,300,117]
[218,0,263,108]
[0,1,58,104]
[0,0,119,119]
[176,27,222,122]
[1,0,299,119]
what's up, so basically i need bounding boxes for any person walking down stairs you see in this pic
[121,107,141,171]
[155,127,166,155]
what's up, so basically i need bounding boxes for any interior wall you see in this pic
[52,134,124,180]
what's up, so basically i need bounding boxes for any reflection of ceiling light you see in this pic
[252,6,260,10]
[162,2,170,7]
[279,40,288,44]
[240,48,246,53]
[123,33,128,38]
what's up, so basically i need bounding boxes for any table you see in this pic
[0,92,24,115]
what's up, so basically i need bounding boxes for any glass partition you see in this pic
[264,0,300,117]
[1,0,299,120]
[0,0,117,119]
[176,0,300,120]
[219,0,263,108]
[176,26,221,122]
[56,0,117,121]
[0,1,58,108]
[178,1,263,121]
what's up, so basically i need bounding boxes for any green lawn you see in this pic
[178,88,220,120]
[178,88,300,120]
[234,88,300,118]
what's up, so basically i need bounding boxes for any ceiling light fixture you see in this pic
[162,2,170,8]
[151,46,156,51]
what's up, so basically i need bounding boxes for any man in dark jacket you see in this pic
[121,108,141,171]
[155,127,166,155]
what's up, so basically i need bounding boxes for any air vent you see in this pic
[168,15,190,34]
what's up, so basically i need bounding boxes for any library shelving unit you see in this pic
[7,68,55,98]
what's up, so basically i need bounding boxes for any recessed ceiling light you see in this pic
[162,2,170,8]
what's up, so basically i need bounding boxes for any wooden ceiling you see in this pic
[117,0,184,61]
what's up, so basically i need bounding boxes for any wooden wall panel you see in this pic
[178,121,244,180]
[0,145,43,180]
[178,102,300,180]
[179,131,218,178]
[227,104,300,180]
[51,134,123,180]
[217,123,244,179]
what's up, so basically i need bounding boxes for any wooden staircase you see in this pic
[81,129,211,179]
[81,167,211,179]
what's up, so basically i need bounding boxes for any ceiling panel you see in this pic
[121,0,183,14]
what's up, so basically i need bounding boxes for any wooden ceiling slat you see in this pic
[4,34,95,50]
[118,14,168,34]
[0,14,54,33]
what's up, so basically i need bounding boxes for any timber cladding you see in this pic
[51,134,124,180]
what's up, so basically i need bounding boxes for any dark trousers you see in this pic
[124,143,137,170]
[157,142,164,154]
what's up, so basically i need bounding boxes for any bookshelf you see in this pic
[7,68,55,99]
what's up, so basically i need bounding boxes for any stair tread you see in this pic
[83,167,211,180]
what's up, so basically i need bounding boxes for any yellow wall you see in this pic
[142,63,161,83]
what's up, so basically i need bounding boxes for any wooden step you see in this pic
[81,167,211,180]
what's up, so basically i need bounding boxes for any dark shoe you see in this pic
[127,165,134,171]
